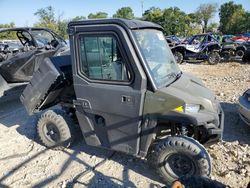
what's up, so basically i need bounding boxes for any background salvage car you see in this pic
[238,89,250,126]
[0,27,69,102]
[172,33,221,65]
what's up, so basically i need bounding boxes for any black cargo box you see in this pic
[20,55,73,115]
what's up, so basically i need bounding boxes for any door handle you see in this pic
[122,95,133,103]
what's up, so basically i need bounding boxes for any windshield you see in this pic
[133,29,180,88]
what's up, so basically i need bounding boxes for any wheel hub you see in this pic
[44,123,60,142]
[164,153,195,177]
[236,50,244,57]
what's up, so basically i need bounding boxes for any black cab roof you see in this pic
[68,18,163,31]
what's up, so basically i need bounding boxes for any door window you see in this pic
[79,35,131,81]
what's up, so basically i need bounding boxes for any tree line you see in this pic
[1,1,250,39]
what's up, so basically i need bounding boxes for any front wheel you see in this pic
[174,51,184,64]
[208,51,221,65]
[148,136,211,184]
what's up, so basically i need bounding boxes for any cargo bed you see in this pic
[20,55,74,115]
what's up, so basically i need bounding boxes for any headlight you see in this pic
[185,104,200,113]
[174,104,200,113]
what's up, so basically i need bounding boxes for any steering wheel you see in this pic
[50,39,59,48]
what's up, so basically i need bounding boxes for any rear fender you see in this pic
[236,45,247,51]
[172,46,186,55]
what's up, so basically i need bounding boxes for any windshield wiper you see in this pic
[160,71,182,87]
[163,72,177,79]
[164,71,182,80]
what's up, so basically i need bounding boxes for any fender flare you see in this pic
[236,45,247,51]
[172,46,186,55]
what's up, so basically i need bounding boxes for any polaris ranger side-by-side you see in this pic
[172,34,221,65]
[21,19,224,183]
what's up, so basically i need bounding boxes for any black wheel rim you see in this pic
[236,50,244,57]
[164,153,195,178]
[43,123,61,142]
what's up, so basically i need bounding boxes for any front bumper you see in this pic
[205,104,224,145]
[238,95,250,126]
[161,103,224,145]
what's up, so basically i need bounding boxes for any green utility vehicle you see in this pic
[21,19,224,183]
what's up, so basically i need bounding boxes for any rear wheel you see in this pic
[174,51,184,64]
[37,110,76,149]
[148,136,211,184]
[208,51,220,65]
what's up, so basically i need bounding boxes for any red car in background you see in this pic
[232,33,250,42]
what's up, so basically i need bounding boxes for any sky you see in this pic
[1,0,250,27]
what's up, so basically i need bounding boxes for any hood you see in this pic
[160,73,216,112]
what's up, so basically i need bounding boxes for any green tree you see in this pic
[186,13,203,35]
[207,22,219,32]
[143,7,197,36]
[72,16,86,21]
[88,12,108,19]
[219,1,248,34]
[57,19,68,39]
[0,22,15,28]
[143,7,163,23]
[161,7,192,36]
[0,22,16,40]
[34,6,70,39]
[34,6,58,31]
[113,7,134,19]
[245,12,250,32]
[195,3,217,33]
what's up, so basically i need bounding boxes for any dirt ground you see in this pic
[0,62,249,188]
[181,62,250,188]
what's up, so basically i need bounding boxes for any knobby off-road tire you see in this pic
[174,51,184,64]
[37,109,76,150]
[148,136,211,184]
[208,51,221,65]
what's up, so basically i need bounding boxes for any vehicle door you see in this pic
[71,25,147,155]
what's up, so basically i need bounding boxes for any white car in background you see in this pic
[238,89,250,125]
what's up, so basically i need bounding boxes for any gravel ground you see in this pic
[0,62,249,188]
[181,62,250,188]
